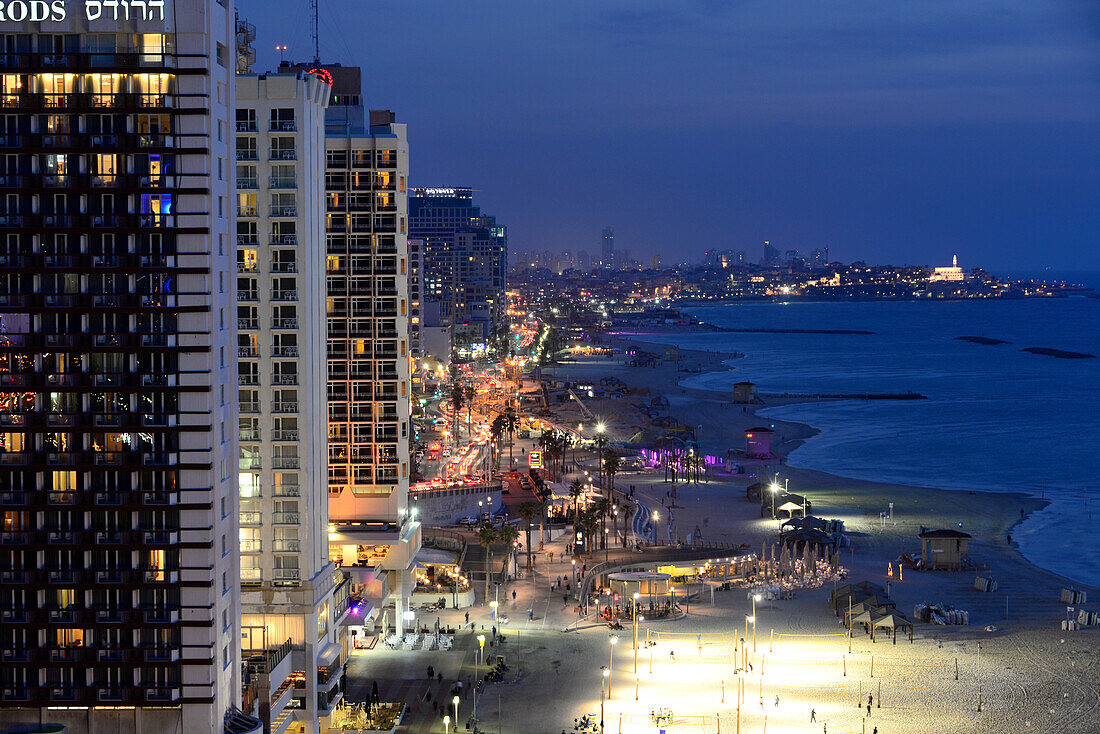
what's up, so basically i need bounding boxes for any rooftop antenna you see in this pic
[310,0,320,63]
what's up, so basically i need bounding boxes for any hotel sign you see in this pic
[0,0,166,21]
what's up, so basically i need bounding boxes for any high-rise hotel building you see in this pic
[234,69,348,734]
[0,2,244,733]
[281,62,419,635]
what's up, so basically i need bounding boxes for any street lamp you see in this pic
[652,510,659,544]
[604,527,610,563]
[476,634,486,686]
[452,695,460,727]
[752,594,761,652]
[632,592,640,673]
[443,714,451,734]
[769,483,780,519]
[572,559,577,588]
[600,666,610,734]
[489,600,498,620]
[747,615,756,658]
[608,635,619,698]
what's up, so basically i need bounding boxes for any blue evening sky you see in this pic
[242,0,1100,272]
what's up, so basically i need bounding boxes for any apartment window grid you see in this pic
[326,146,403,493]
[235,102,306,587]
[0,29,224,708]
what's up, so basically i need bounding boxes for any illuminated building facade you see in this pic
[279,62,419,636]
[234,69,348,733]
[0,3,245,733]
[408,187,507,353]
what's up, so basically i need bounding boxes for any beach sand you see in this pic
[537,336,1100,732]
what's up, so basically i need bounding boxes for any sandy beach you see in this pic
[533,334,1100,732]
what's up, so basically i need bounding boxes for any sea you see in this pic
[636,286,1100,587]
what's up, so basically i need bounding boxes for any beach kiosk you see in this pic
[744,427,774,458]
[732,381,758,404]
[918,528,971,570]
[607,571,675,619]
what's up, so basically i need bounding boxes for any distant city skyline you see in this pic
[244,0,1100,270]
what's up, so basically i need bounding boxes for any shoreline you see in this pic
[542,332,1099,600]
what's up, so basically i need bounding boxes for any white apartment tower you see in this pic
[234,70,349,733]
[279,62,420,635]
[0,2,243,733]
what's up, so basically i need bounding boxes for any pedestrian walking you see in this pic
[512,589,517,600]
[823,724,827,734]
[775,695,780,707]
[810,709,816,722]
[426,665,434,680]
[866,704,871,717]
[873,728,877,734]
[868,693,873,707]
[464,611,469,624]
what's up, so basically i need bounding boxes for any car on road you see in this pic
[458,516,479,528]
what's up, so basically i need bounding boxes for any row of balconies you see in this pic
[238,457,300,470]
[0,173,176,191]
[237,120,298,133]
[0,450,180,468]
[236,205,299,218]
[0,528,180,547]
[237,289,298,302]
[0,686,182,705]
[240,511,300,526]
[236,177,297,190]
[240,401,300,415]
[0,491,179,510]
[237,346,299,358]
[0,569,182,591]
[235,149,297,162]
[0,332,174,349]
[0,212,176,228]
[237,234,298,246]
[0,92,172,112]
[238,373,299,387]
[0,50,184,71]
[239,539,302,553]
[0,132,180,151]
[237,317,299,331]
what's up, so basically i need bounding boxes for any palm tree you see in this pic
[602,450,620,499]
[517,502,541,569]
[462,384,477,438]
[478,524,498,603]
[568,478,584,553]
[577,508,600,559]
[450,381,465,447]
[501,407,520,468]
[497,525,520,578]
[593,497,611,550]
[489,415,506,470]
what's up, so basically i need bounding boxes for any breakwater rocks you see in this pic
[955,335,1010,345]
[1021,347,1096,359]
[758,391,927,400]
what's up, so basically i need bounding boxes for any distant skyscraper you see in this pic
[577,250,591,270]
[762,241,781,266]
[601,227,615,268]
[408,188,508,349]
[0,5,242,732]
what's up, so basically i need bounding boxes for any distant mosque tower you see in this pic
[931,253,965,282]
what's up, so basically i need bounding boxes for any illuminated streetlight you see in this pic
[452,695,460,725]
[752,594,761,652]
[769,483,780,519]
[632,592,640,673]
[443,715,451,734]
[600,666,610,734]
[608,635,619,699]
